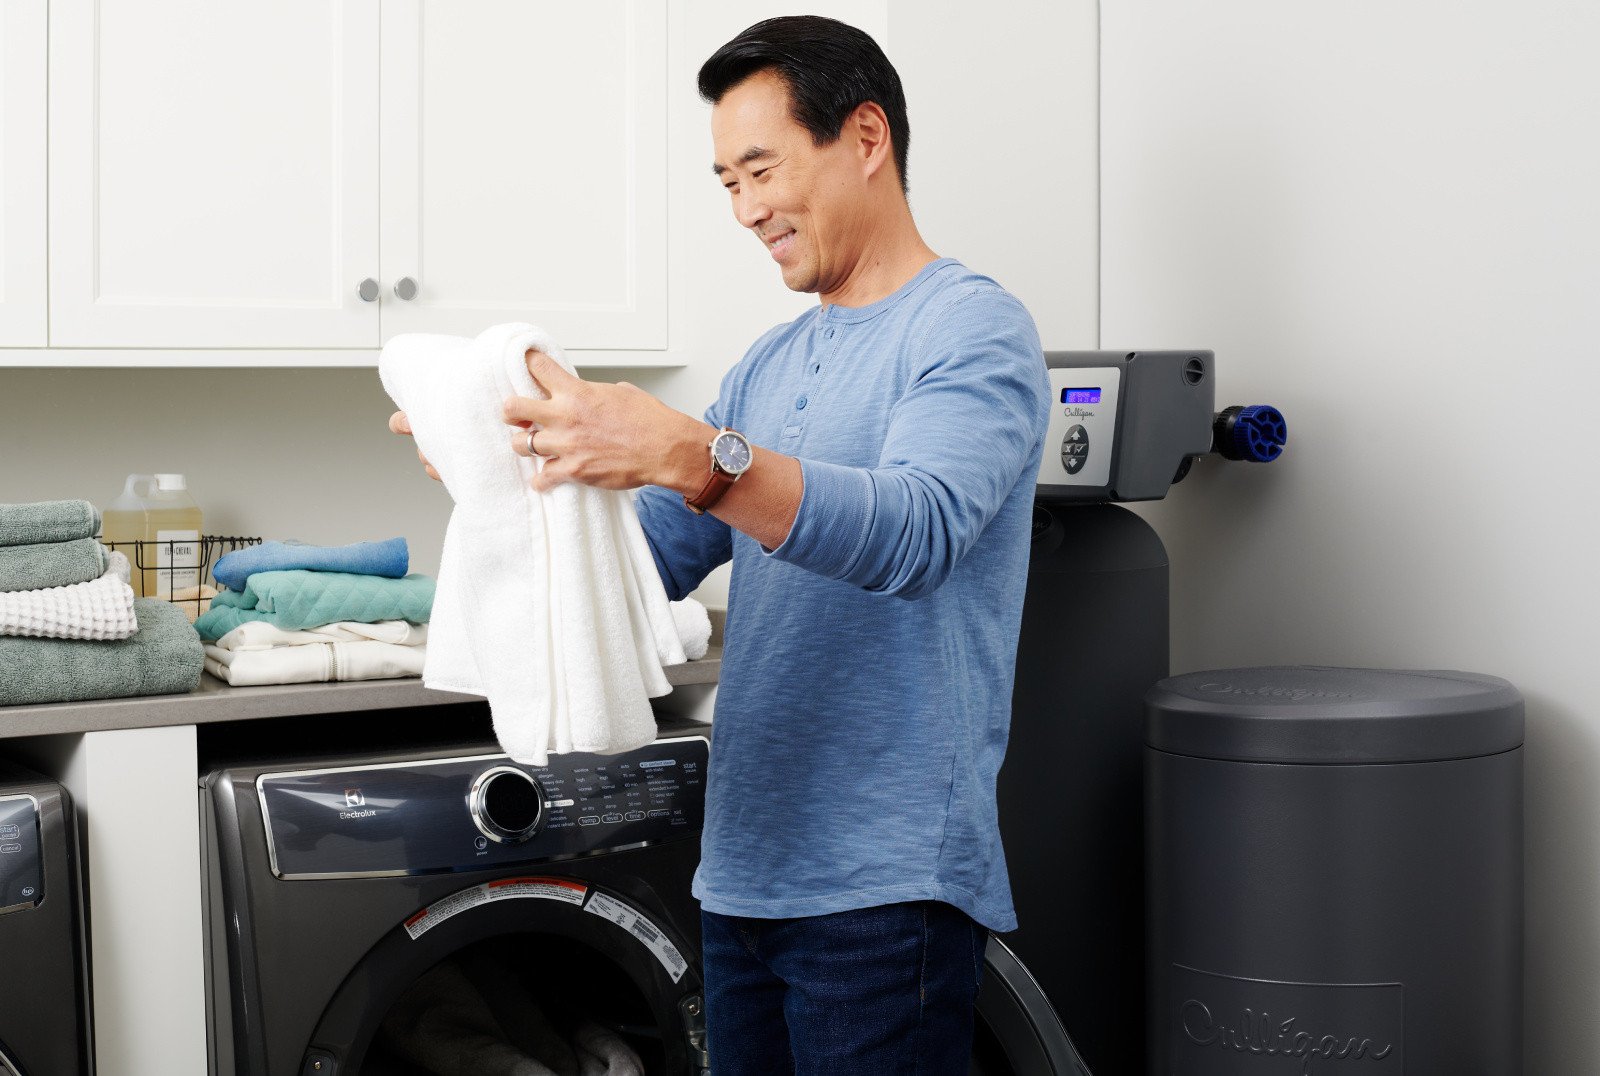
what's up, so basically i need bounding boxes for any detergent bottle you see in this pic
[101,474,203,598]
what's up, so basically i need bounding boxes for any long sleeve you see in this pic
[763,291,1049,600]
[635,397,735,602]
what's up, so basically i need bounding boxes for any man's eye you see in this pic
[752,168,770,179]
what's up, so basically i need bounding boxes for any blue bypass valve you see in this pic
[1212,405,1288,462]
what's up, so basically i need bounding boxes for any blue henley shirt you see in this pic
[636,257,1050,931]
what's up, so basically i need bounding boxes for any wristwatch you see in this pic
[685,427,753,515]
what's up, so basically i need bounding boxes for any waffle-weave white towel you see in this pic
[0,549,138,640]
[379,323,686,765]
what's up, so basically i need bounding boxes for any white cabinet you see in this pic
[46,0,667,355]
[49,1,381,349]
[379,1,667,349]
[0,0,47,346]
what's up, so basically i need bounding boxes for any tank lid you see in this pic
[154,473,187,491]
[1145,666,1523,763]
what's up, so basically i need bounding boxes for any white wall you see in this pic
[0,1,1098,610]
[1102,3,1600,1070]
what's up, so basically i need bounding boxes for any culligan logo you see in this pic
[1198,682,1362,702]
[1181,1000,1393,1074]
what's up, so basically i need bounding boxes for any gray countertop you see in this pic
[0,644,721,741]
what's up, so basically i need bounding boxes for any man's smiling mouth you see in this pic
[766,230,796,260]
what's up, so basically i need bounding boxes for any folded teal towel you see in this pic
[213,537,409,591]
[0,598,202,707]
[193,570,435,640]
[0,538,109,594]
[0,501,101,547]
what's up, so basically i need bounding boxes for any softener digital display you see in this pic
[1061,387,1102,404]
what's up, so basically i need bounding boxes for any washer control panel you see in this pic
[256,736,708,879]
[0,794,43,914]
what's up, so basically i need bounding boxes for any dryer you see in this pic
[0,763,92,1076]
[201,722,713,1075]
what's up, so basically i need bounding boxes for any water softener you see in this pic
[988,350,1285,1075]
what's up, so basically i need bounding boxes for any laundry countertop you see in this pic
[0,620,722,741]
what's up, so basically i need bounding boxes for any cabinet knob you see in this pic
[357,278,380,302]
[394,277,419,301]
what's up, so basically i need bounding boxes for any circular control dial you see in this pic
[469,766,545,844]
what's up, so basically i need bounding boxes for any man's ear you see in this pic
[849,101,894,180]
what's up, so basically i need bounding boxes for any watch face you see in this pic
[712,431,753,475]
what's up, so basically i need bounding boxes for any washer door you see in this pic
[304,877,706,1074]
[973,938,1093,1076]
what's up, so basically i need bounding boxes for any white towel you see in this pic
[0,550,139,640]
[379,323,686,765]
[204,639,426,687]
[211,619,429,652]
[671,598,712,661]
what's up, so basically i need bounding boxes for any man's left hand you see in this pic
[503,349,706,494]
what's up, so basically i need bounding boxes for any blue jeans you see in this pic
[700,900,988,1075]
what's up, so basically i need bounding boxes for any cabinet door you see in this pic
[49,1,381,348]
[0,0,46,346]
[379,1,667,350]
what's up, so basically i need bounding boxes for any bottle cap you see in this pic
[154,473,187,491]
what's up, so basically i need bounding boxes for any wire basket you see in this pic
[97,535,262,622]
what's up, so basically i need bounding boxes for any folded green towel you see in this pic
[0,538,109,594]
[0,500,101,547]
[0,598,202,707]
[193,570,435,640]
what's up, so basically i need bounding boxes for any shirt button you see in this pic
[826,329,835,338]
[812,363,821,374]
[796,396,808,410]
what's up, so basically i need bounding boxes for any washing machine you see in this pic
[200,716,713,1075]
[0,762,92,1076]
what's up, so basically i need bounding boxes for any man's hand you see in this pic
[503,349,710,494]
[387,410,441,482]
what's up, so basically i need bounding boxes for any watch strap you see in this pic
[685,468,736,515]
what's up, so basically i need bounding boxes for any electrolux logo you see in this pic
[339,787,376,820]
[1198,682,1362,702]
[1180,1000,1394,1074]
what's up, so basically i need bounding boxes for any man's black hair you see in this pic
[698,15,911,195]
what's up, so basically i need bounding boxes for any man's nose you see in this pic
[733,187,771,230]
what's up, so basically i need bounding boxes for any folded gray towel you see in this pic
[0,598,203,707]
[0,501,101,547]
[0,538,109,594]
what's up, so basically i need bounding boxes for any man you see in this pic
[392,16,1049,1073]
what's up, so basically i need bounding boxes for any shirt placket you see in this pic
[780,320,840,450]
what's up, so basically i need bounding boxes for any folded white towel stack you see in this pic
[0,549,139,641]
[379,323,687,765]
[204,620,429,687]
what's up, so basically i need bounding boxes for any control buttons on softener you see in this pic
[468,766,546,844]
[1061,425,1090,475]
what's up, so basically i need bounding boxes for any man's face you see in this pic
[711,70,865,295]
